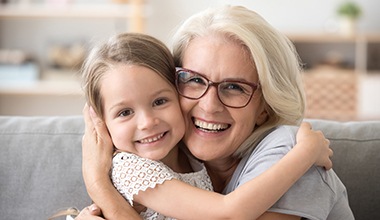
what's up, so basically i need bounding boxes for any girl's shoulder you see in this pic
[113,152,174,176]
[112,152,175,180]
[111,152,175,206]
[179,148,213,191]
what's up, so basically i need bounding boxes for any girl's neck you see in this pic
[161,145,193,174]
[204,157,241,193]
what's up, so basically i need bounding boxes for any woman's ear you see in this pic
[256,108,268,126]
[256,100,269,126]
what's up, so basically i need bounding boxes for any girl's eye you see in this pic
[153,98,168,106]
[118,109,134,117]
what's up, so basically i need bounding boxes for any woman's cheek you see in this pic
[179,98,193,125]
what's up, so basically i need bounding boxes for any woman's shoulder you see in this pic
[240,125,301,173]
[268,125,298,137]
[255,125,299,151]
[223,125,301,194]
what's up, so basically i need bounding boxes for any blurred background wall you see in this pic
[0,0,379,120]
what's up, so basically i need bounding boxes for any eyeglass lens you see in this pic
[176,69,256,108]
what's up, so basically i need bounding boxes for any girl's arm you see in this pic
[83,105,331,220]
[133,122,332,220]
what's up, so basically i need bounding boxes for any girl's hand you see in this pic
[297,122,333,170]
[82,104,114,195]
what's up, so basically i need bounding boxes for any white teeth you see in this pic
[194,119,228,131]
[139,133,164,144]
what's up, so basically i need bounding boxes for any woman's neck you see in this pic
[161,146,193,174]
[204,157,241,193]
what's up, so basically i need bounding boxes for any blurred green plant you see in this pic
[337,1,362,20]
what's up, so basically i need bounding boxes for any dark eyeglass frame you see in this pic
[175,67,260,108]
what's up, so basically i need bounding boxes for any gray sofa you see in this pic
[0,116,379,220]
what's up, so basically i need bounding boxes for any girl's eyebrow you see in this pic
[108,88,175,112]
[150,88,176,97]
[108,101,128,113]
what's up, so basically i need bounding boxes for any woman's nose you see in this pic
[137,111,159,130]
[198,86,225,113]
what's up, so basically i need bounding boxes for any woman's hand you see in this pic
[82,104,142,219]
[82,104,114,196]
[75,204,104,220]
[297,122,333,170]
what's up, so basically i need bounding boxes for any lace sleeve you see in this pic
[111,152,174,206]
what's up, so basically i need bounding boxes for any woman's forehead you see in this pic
[182,35,257,81]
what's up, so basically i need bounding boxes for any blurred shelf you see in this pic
[0,1,146,115]
[0,1,146,98]
[366,70,380,75]
[0,69,82,96]
[0,3,139,19]
[0,80,82,96]
[287,32,380,76]
[286,32,380,43]
[0,1,145,32]
[303,65,356,75]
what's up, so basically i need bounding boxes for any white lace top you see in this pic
[111,151,213,220]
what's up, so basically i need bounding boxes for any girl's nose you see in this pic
[137,111,159,130]
[198,86,225,113]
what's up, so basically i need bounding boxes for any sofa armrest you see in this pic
[307,119,380,220]
[0,116,90,220]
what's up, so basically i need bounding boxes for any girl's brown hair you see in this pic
[82,32,176,118]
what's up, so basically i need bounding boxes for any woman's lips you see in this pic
[193,118,230,132]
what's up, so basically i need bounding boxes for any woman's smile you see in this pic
[193,117,229,132]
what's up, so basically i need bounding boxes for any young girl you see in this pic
[81,32,332,220]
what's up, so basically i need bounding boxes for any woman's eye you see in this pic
[188,76,206,85]
[118,109,134,117]
[178,71,207,85]
[224,83,244,92]
[221,82,252,95]
[153,98,168,106]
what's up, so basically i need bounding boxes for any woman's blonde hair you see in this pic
[81,32,176,118]
[172,5,305,157]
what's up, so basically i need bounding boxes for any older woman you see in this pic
[78,5,353,220]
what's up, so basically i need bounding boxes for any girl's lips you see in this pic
[137,132,166,144]
[193,117,230,132]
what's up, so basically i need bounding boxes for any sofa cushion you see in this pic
[0,116,90,220]
[0,115,379,220]
[308,119,380,220]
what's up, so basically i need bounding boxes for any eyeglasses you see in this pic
[175,68,260,108]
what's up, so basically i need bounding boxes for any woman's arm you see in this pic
[83,105,331,219]
[82,104,141,220]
